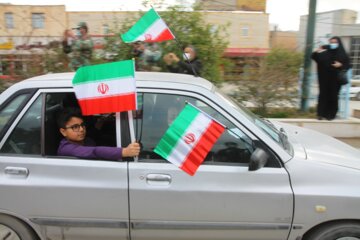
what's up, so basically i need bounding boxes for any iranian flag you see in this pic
[121,8,175,43]
[154,104,225,176]
[72,60,136,115]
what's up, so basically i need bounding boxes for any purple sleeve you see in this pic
[58,139,122,160]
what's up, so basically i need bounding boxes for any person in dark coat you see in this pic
[311,36,350,120]
[163,45,202,76]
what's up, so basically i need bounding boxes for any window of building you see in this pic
[350,37,360,77]
[241,26,249,37]
[5,12,14,29]
[32,13,45,29]
[103,24,109,35]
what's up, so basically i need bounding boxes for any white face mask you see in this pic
[329,43,339,49]
[183,53,191,60]
[75,29,81,37]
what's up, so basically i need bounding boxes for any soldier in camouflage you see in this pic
[69,22,93,71]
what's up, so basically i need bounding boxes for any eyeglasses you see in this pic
[64,123,86,132]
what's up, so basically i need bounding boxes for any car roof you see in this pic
[19,72,214,90]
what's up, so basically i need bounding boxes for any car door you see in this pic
[0,90,129,240]
[128,91,293,240]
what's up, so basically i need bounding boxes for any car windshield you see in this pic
[215,88,292,154]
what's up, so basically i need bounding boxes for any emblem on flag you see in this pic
[97,83,109,95]
[184,133,196,144]
[154,104,225,176]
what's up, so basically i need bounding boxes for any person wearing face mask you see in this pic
[69,22,94,71]
[163,45,202,76]
[311,36,350,120]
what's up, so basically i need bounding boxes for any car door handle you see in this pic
[146,174,171,185]
[4,167,29,177]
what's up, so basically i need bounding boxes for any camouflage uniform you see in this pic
[69,36,93,71]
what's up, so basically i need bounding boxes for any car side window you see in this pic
[43,92,117,156]
[135,93,254,165]
[0,95,42,155]
[0,93,30,133]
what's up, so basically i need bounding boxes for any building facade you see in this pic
[0,4,66,48]
[299,9,360,76]
[0,3,270,80]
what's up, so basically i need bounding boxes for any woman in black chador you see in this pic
[311,36,350,120]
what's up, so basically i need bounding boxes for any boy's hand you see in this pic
[122,142,141,157]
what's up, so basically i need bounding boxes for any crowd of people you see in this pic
[62,22,352,121]
[62,21,202,76]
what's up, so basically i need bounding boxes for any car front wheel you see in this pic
[0,214,38,240]
[304,221,360,240]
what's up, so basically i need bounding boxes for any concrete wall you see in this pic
[203,11,269,49]
[270,30,298,50]
[298,9,358,51]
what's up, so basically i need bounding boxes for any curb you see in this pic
[272,118,360,138]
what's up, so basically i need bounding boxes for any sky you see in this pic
[1,0,360,31]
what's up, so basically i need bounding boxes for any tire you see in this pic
[304,222,360,240]
[0,214,38,240]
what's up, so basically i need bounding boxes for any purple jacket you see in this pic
[57,138,122,160]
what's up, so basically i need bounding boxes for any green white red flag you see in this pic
[72,60,136,115]
[121,8,175,43]
[154,104,225,176]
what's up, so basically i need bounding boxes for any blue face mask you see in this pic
[329,43,339,49]
[75,29,81,37]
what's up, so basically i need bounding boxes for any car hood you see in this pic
[273,121,360,170]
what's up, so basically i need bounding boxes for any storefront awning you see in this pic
[224,48,269,57]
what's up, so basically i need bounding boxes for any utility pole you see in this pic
[300,0,317,111]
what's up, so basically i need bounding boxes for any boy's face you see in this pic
[60,117,86,143]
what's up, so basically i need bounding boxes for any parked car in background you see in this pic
[0,72,359,240]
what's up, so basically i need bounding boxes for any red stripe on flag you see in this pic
[78,93,136,115]
[146,28,175,43]
[180,121,225,176]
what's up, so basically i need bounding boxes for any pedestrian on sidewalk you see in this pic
[311,36,350,120]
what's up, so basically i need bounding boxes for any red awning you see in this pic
[224,48,269,57]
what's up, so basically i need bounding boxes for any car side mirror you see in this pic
[248,148,269,171]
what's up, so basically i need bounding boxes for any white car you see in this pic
[0,72,359,240]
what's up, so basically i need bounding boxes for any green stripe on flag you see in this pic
[121,8,159,43]
[72,60,134,85]
[155,104,199,159]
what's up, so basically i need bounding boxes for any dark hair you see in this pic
[56,108,83,128]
